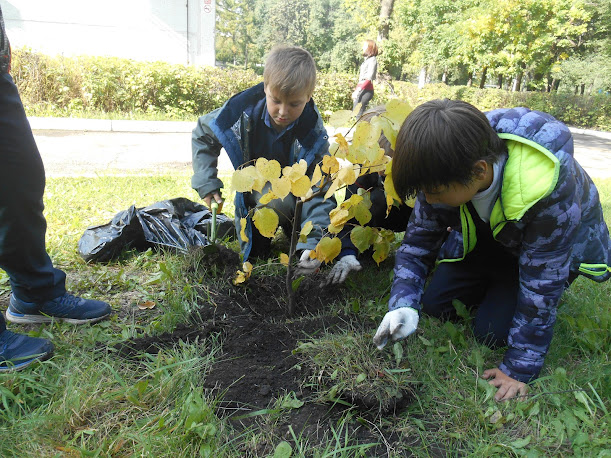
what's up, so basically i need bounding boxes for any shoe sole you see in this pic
[0,351,53,373]
[5,309,111,325]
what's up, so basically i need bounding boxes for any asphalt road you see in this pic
[32,127,611,179]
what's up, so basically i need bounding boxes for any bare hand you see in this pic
[482,368,528,402]
[204,191,224,213]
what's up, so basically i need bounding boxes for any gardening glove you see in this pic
[323,255,362,285]
[294,249,322,276]
[351,89,361,101]
[373,307,419,350]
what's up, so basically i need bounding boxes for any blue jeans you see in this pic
[0,72,66,328]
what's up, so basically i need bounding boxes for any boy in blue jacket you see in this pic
[373,99,611,401]
[191,45,360,280]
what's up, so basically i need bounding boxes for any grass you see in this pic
[1,174,610,456]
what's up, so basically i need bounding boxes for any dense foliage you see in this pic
[216,0,611,95]
[11,49,611,130]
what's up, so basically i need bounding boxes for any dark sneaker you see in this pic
[0,329,54,372]
[6,293,112,325]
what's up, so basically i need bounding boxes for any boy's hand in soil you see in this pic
[323,254,362,285]
[482,368,528,402]
[373,307,419,349]
[204,191,224,213]
[295,249,322,275]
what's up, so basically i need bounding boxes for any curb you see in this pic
[28,117,194,133]
[568,127,611,141]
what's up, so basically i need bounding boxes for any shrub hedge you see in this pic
[12,48,611,130]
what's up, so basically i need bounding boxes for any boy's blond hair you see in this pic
[263,45,316,97]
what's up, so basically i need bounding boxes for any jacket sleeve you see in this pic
[191,108,226,200]
[501,158,580,382]
[389,194,455,311]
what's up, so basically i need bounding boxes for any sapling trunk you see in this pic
[286,199,303,315]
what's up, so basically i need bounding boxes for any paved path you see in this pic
[30,118,611,179]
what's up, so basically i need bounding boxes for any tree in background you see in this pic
[214,0,611,94]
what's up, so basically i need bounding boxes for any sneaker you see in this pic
[0,329,54,372]
[6,293,112,325]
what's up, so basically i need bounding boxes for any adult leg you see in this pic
[356,90,374,117]
[0,73,67,302]
[1,73,110,325]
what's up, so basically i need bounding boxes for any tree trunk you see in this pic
[512,73,522,92]
[441,69,447,84]
[286,200,303,316]
[467,71,473,87]
[497,75,503,88]
[377,0,395,42]
[418,67,427,89]
[580,83,585,95]
[479,67,488,89]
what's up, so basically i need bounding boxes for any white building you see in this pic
[2,0,215,66]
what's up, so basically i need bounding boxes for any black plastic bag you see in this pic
[78,197,235,262]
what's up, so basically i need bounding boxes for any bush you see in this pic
[11,48,611,130]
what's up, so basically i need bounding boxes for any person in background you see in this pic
[352,40,378,118]
[0,6,112,372]
[373,99,611,401]
[191,45,361,283]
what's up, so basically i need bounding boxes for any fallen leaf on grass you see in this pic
[137,301,156,310]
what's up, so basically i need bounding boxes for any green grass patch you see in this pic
[0,174,610,456]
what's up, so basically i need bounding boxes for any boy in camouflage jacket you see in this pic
[373,99,611,401]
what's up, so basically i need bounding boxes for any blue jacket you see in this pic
[390,107,611,382]
[191,82,333,260]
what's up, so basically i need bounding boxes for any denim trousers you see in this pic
[0,72,66,330]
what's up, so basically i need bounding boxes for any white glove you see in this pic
[351,89,361,101]
[324,255,362,285]
[373,307,419,350]
[294,249,322,276]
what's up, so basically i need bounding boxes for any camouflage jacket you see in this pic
[390,108,611,382]
[191,82,334,260]
[0,6,11,74]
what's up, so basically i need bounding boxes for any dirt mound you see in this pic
[114,248,415,454]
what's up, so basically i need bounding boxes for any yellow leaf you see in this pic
[329,208,351,227]
[337,165,357,186]
[324,178,339,201]
[239,217,249,243]
[333,133,350,159]
[385,99,413,128]
[284,160,308,182]
[328,110,354,128]
[299,220,313,243]
[271,176,291,199]
[291,175,311,198]
[321,156,340,175]
[312,237,342,264]
[311,164,322,187]
[279,253,289,266]
[233,270,247,285]
[231,167,256,192]
[258,190,278,205]
[256,157,281,181]
[252,207,279,238]
[233,263,252,285]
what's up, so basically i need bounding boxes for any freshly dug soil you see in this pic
[114,245,415,455]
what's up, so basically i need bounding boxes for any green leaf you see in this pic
[273,441,293,458]
[292,276,305,292]
[392,342,403,366]
[355,373,367,383]
[281,393,304,409]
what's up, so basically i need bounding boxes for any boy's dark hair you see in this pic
[392,99,506,200]
[263,45,316,97]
